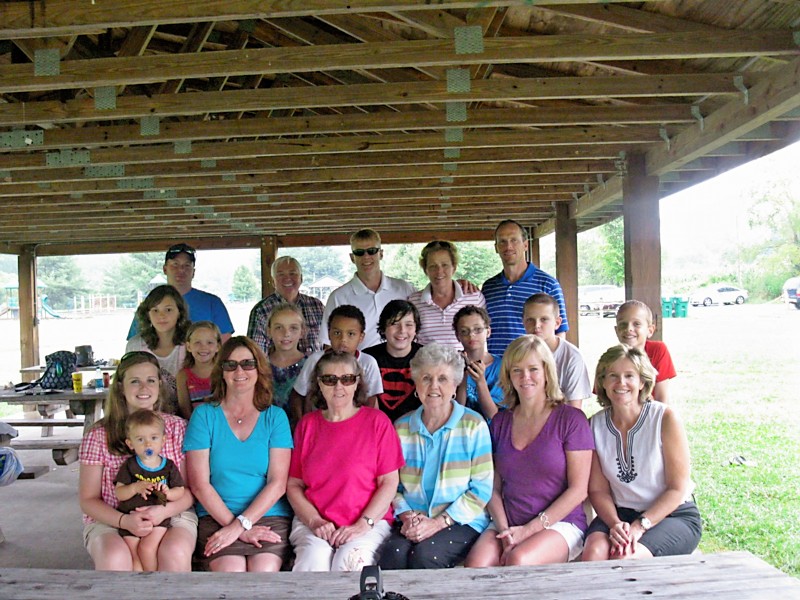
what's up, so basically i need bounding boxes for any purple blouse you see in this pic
[489,404,594,530]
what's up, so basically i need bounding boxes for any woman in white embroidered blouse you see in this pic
[582,344,701,561]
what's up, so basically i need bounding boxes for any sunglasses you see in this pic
[351,247,381,257]
[318,374,359,387]
[221,359,258,372]
[167,244,196,255]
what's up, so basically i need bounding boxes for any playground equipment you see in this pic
[41,296,63,319]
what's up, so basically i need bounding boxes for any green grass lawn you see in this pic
[579,304,800,577]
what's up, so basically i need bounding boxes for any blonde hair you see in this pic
[617,300,653,324]
[499,335,563,408]
[183,320,222,368]
[419,240,459,271]
[594,344,657,408]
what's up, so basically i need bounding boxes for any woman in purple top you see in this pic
[465,335,593,567]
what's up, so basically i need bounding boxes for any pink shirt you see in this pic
[408,281,486,348]
[79,413,187,524]
[289,407,404,528]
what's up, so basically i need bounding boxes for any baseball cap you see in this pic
[165,243,196,263]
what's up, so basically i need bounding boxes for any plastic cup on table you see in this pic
[71,372,83,393]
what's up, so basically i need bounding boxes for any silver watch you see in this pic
[362,516,375,528]
[236,514,253,531]
[639,515,652,531]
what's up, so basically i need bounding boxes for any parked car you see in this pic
[782,277,800,309]
[578,285,625,317]
[690,284,748,307]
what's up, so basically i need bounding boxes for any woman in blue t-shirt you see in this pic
[184,336,293,572]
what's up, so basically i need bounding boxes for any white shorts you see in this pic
[487,520,585,562]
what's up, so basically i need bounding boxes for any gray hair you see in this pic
[410,343,465,387]
[271,256,303,283]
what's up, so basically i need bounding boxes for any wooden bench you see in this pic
[3,418,85,438]
[9,437,81,466]
[0,552,797,599]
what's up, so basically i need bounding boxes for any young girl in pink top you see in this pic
[176,321,222,419]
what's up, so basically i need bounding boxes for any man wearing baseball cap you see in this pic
[126,243,234,342]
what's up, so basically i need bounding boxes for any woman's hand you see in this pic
[308,516,336,543]
[496,523,533,563]
[608,521,632,557]
[204,521,243,557]
[119,512,154,538]
[329,519,370,548]
[133,503,169,526]
[403,514,444,543]
[240,525,282,548]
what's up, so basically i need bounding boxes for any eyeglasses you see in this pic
[458,327,486,337]
[221,359,258,372]
[351,247,381,257]
[318,374,359,387]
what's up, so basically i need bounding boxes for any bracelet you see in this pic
[118,513,124,529]
[538,511,550,530]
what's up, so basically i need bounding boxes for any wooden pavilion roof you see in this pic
[2,1,800,255]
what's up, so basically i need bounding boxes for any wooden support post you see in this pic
[622,153,663,340]
[555,202,579,346]
[18,246,39,377]
[260,235,278,298]
[528,230,541,268]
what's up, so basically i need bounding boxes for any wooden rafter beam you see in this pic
[0,104,693,152]
[1,126,661,172]
[0,73,752,127]
[0,32,795,93]
[0,1,678,39]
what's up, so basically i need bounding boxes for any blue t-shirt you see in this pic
[183,402,293,518]
[127,287,235,339]
[482,263,568,355]
[464,354,505,418]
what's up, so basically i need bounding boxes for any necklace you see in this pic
[236,418,243,424]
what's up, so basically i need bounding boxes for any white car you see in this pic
[690,285,748,307]
[578,285,625,317]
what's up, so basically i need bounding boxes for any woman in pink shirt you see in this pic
[287,351,403,571]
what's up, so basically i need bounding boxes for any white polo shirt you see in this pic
[321,273,416,349]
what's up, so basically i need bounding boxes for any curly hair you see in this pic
[306,351,368,410]
[136,285,190,350]
[594,344,656,408]
[499,335,563,409]
[209,336,274,411]
[410,343,465,388]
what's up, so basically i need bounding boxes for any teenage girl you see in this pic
[266,302,307,420]
[176,321,222,419]
[125,285,190,415]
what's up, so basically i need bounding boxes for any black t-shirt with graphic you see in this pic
[363,342,422,423]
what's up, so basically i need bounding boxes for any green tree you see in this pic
[385,243,426,289]
[231,265,259,302]
[455,242,501,286]
[598,217,625,286]
[101,252,163,304]
[277,247,347,284]
[37,256,88,310]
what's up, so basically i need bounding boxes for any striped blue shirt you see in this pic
[482,263,568,355]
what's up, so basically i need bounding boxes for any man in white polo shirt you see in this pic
[321,229,415,349]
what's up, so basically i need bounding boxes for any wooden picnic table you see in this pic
[0,389,104,465]
[0,552,796,599]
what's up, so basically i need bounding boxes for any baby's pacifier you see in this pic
[145,448,154,457]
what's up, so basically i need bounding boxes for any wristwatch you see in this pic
[639,515,652,531]
[441,512,454,527]
[236,514,253,531]
[362,516,375,528]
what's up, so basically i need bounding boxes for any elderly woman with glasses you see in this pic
[287,351,403,571]
[184,336,294,572]
[408,240,486,349]
[379,344,494,570]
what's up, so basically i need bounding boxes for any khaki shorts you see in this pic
[83,510,198,549]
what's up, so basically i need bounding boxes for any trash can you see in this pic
[661,297,673,318]
[674,298,689,318]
